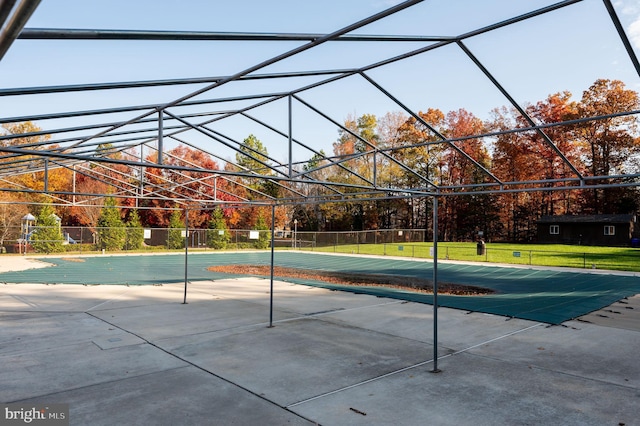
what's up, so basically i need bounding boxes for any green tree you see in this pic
[30,203,64,254]
[207,207,230,249]
[235,134,279,199]
[236,134,270,173]
[97,197,126,251]
[125,209,144,250]
[167,209,185,249]
[253,215,270,249]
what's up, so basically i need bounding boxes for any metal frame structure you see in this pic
[2,0,640,372]
[0,0,637,208]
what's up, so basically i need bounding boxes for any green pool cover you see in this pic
[2,252,639,325]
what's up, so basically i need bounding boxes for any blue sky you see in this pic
[1,0,640,163]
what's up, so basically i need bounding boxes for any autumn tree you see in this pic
[575,79,640,213]
[0,122,72,199]
[328,114,383,230]
[438,109,496,241]
[0,194,29,247]
[488,106,535,241]
[394,109,446,234]
[165,145,222,227]
[525,92,583,216]
[139,145,222,228]
[66,171,109,228]
[371,112,417,230]
[332,114,380,186]
[488,96,581,242]
[287,150,332,231]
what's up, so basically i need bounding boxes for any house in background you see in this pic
[536,214,639,247]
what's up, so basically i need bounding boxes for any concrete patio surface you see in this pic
[1,258,639,425]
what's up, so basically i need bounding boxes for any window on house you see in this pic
[604,225,615,236]
[549,225,559,235]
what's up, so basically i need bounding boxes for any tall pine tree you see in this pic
[97,197,126,251]
[125,209,145,250]
[207,207,230,249]
[167,209,185,249]
[30,202,64,254]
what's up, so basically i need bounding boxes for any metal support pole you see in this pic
[139,144,144,208]
[269,204,276,327]
[72,166,76,204]
[157,110,164,165]
[431,195,441,373]
[602,0,640,78]
[43,158,49,192]
[288,94,293,178]
[183,208,189,304]
[373,150,377,185]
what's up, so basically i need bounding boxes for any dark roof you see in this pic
[537,214,636,224]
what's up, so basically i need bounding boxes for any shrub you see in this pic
[253,215,271,249]
[97,197,126,251]
[167,209,185,249]
[30,203,64,254]
[207,208,230,249]
[125,209,144,250]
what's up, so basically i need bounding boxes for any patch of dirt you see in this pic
[62,258,86,263]
[207,264,493,296]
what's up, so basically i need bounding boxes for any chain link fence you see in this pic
[2,227,429,253]
[2,226,276,253]
[2,226,638,271]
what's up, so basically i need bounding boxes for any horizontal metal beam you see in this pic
[18,27,451,42]
[0,69,354,97]
[0,91,288,123]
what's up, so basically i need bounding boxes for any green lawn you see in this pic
[301,242,640,272]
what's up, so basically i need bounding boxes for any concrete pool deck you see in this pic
[1,256,639,425]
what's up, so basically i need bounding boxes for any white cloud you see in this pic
[629,16,640,49]
[614,0,640,16]
[614,0,640,49]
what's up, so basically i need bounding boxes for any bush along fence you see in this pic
[3,227,428,253]
[2,226,274,254]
